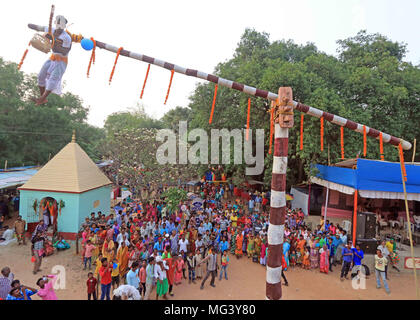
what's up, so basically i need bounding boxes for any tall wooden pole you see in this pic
[266,87,293,300]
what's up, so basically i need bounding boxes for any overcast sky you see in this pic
[1,0,419,128]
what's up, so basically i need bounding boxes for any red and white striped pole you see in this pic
[266,87,293,300]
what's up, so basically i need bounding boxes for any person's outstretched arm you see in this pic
[28,24,46,32]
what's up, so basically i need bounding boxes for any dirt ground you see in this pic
[0,240,419,300]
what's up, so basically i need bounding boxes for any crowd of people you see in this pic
[0,180,403,300]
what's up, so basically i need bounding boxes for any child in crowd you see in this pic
[219,250,229,281]
[86,272,97,300]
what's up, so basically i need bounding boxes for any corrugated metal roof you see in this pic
[19,141,112,193]
[0,168,41,189]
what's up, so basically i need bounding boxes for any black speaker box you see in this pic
[356,238,380,255]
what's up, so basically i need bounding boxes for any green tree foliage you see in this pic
[161,187,187,213]
[161,106,191,132]
[0,57,104,167]
[104,103,163,138]
[187,29,420,188]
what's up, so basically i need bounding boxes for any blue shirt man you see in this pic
[352,246,364,266]
[153,241,162,252]
[342,246,353,263]
[126,264,140,289]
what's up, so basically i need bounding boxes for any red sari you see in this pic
[319,245,329,274]
[164,257,176,286]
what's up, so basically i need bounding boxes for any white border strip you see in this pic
[272,156,287,174]
[266,266,282,284]
[271,190,286,208]
[268,224,284,245]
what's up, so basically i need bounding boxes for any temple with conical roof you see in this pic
[19,131,112,239]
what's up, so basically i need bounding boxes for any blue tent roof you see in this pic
[314,159,420,194]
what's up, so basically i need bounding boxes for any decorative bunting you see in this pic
[363,125,367,157]
[320,116,324,151]
[246,98,251,141]
[164,69,175,105]
[398,142,407,182]
[268,107,274,155]
[87,37,96,78]
[18,42,31,71]
[379,132,384,161]
[209,84,218,124]
[109,47,123,85]
[140,64,151,99]
[300,114,304,151]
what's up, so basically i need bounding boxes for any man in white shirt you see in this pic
[178,234,189,258]
[154,256,169,300]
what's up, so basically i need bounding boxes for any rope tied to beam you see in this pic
[340,126,345,160]
[209,84,218,124]
[164,69,175,105]
[87,37,96,78]
[109,47,123,85]
[140,64,151,99]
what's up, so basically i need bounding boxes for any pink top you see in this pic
[37,275,58,300]
[84,244,96,258]
[139,267,146,283]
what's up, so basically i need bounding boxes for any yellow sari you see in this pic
[102,239,115,263]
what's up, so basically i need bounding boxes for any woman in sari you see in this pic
[283,239,291,270]
[235,232,244,258]
[117,241,129,279]
[102,238,115,267]
[174,256,184,285]
[260,239,267,265]
[319,244,329,274]
[254,235,261,260]
[230,229,237,254]
[194,249,204,279]
[310,240,319,269]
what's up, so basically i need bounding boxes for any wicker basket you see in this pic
[30,33,51,54]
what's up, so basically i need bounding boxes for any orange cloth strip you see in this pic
[140,64,151,99]
[164,69,175,105]
[87,38,96,78]
[246,98,251,141]
[320,116,324,151]
[379,132,384,161]
[109,47,123,85]
[87,37,96,78]
[268,108,274,155]
[363,125,367,157]
[209,84,218,124]
[340,126,344,160]
[18,42,31,70]
[399,143,407,182]
[300,114,304,150]
[50,54,68,63]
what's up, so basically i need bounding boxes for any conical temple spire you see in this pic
[72,130,76,143]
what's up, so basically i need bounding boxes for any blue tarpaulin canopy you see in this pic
[312,159,420,201]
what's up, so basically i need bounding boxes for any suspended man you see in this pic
[28,15,72,105]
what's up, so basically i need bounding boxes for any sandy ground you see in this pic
[1,239,419,300]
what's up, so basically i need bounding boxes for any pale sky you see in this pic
[1,0,419,128]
